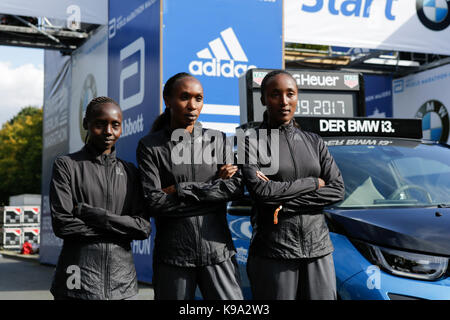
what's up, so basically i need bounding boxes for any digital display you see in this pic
[295,92,356,117]
[241,68,364,124]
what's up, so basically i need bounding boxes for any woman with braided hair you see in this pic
[50,96,151,300]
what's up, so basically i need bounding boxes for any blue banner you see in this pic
[108,0,161,284]
[39,50,71,265]
[364,74,393,118]
[108,0,161,164]
[162,0,283,134]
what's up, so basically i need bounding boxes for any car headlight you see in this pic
[353,240,448,281]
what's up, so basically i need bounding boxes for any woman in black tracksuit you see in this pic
[50,97,151,300]
[136,72,244,300]
[242,70,345,300]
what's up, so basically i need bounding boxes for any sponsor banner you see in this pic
[108,0,161,164]
[69,25,108,152]
[163,0,282,134]
[0,0,107,24]
[40,50,71,265]
[108,0,161,283]
[364,74,393,118]
[296,117,423,139]
[285,0,450,55]
[393,63,450,143]
[325,137,422,148]
[251,69,360,90]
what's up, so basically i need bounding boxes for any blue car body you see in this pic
[226,136,450,300]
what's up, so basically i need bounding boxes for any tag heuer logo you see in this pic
[344,75,359,89]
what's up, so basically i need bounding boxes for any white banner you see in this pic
[0,0,107,25]
[69,25,108,152]
[285,0,450,55]
[393,63,450,143]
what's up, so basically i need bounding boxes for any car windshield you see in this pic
[327,139,450,209]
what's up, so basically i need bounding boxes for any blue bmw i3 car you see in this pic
[227,117,450,300]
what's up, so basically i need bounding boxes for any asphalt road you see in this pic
[0,253,154,300]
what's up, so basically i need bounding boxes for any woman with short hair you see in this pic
[137,72,244,300]
[242,70,345,300]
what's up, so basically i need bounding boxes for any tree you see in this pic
[0,106,42,205]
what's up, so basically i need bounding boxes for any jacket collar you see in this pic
[82,143,117,165]
[260,119,296,132]
[164,121,203,139]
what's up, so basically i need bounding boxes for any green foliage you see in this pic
[0,106,42,205]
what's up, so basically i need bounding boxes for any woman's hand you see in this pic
[256,170,270,182]
[318,178,325,189]
[162,185,176,194]
[257,171,325,190]
[218,164,238,179]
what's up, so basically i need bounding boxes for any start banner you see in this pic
[285,0,450,55]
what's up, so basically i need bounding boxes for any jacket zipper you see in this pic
[104,158,111,300]
[285,129,306,257]
[192,137,202,265]
[284,128,298,178]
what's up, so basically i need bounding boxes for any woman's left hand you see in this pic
[256,170,270,182]
[218,164,238,179]
[162,185,176,194]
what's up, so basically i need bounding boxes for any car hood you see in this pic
[325,207,450,256]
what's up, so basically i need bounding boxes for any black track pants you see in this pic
[153,256,244,300]
[247,253,337,300]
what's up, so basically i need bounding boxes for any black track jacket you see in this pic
[242,120,345,259]
[137,122,244,267]
[49,144,151,300]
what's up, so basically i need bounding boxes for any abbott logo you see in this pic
[120,37,145,111]
[189,27,256,78]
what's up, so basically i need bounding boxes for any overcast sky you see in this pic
[0,45,43,127]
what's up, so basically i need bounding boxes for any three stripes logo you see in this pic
[189,27,256,78]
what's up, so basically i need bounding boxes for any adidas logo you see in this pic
[188,27,256,78]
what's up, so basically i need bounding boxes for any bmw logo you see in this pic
[416,0,450,31]
[228,216,252,240]
[79,74,97,142]
[415,100,449,142]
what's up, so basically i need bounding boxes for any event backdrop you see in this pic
[393,63,450,143]
[285,0,450,55]
[163,0,283,134]
[364,74,393,118]
[39,51,71,265]
[69,25,108,153]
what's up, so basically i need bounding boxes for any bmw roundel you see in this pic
[415,100,449,142]
[416,0,450,31]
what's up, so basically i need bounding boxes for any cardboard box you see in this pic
[22,206,40,224]
[22,226,40,245]
[0,226,22,249]
[0,207,22,225]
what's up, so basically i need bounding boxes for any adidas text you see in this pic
[189,59,256,78]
